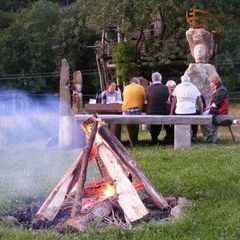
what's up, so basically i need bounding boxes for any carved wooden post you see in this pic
[59,59,73,148]
[72,70,86,148]
[72,70,83,114]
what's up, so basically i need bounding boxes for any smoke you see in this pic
[0,89,59,143]
[0,90,82,206]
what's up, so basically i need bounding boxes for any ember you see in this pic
[102,183,116,199]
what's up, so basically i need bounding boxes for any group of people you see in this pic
[100,72,229,146]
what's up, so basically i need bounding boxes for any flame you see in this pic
[103,183,116,199]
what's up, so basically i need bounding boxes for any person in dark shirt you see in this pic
[146,72,171,145]
[202,74,229,143]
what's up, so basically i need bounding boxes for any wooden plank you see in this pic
[34,151,84,221]
[98,124,169,210]
[98,143,149,222]
[71,120,98,217]
[76,114,212,125]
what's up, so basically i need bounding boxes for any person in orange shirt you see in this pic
[122,77,146,146]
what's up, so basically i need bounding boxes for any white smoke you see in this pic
[0,90,82,207]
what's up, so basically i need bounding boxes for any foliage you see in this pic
[56,1,99,71]
[81,0,240,88]
[112,42,140,82]
[0,0,239,92]
[0,0,60,93]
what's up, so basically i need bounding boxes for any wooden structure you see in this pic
[85,103,123,140]
[95,13,164,91]
[75,114,212,149]
[59,59,73,148]
[33,117,171,232]
[72,70,83,114]
[85,103,122,114]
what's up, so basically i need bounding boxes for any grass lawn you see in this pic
[0,105,240,239]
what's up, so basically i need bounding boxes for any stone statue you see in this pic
[184,28,219,105]
[186,28,215,63]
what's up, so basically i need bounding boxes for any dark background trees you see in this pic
[0,0,239,93]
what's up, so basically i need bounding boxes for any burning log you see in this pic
[58,198,117,232]
[98,143,149,222]
[31,116,178,233]
[95,153,109,178]
[71,120,98,217]
[97,124,169,210]
[33,144,97,222]
[33,152,85,222]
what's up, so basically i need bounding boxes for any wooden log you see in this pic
[98,124,169,210]
[60,198,115,232]
[95,153,109,178]
[98,143,149,222]
[33,151,84,221]
[33,145,97,222]
[71,120,98,217]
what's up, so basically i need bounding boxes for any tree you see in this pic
[112,42,140,82]
[0,0,60,92]
[80,0,240,88]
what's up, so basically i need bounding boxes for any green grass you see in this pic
[0,105,240,240]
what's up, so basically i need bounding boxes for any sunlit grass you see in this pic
[0,104,240,239]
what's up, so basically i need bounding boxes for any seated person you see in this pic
[202,74,229,143]
[170,75,203,142]
[166,80,177,105]
[165,80,177,143]
[122,77,146,146]
[100,81,122,103]
[146,72,170,145]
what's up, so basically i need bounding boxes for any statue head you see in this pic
[193,44,208,63]
[186,28,214,63]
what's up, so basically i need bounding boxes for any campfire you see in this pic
[1,116,188,232]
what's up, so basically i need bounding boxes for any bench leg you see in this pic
[174,125,191,149]
[228,126,237,142]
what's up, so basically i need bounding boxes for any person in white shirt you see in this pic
[170,74,203,141]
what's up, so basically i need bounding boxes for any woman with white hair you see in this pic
[170,75,203,141]
[166,80,177,104]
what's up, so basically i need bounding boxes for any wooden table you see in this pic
[84,103,122,114]
[84,103,122,140]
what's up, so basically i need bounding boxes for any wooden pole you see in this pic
[72,70,83,114]
[59,58,73,148]
[71,120,98,217]
[98,124,169,210]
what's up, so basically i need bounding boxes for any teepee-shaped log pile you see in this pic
[33,116,176,232]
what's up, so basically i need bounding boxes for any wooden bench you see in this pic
[75,114,212,149]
